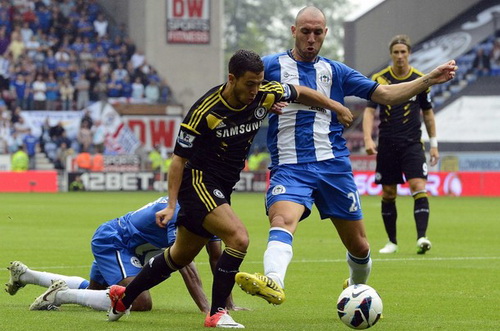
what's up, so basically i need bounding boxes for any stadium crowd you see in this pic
[0,0,175,169]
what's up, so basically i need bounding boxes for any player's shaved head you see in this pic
[295,6,326,26]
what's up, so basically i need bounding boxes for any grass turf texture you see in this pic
[1,192,499,330]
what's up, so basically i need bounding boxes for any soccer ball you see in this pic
[337,284,383,329]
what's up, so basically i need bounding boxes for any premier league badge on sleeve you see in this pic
[178,130,196,148]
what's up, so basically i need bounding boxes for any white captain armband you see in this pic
[282,83,297,101]
[429,137,438,148]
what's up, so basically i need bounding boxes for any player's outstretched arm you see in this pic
[293,85,353,127]
[372,60,458,105]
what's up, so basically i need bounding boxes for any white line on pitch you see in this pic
[9,256,500,271]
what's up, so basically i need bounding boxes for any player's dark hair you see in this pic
[228,49,264,78]
[389,34,412,52]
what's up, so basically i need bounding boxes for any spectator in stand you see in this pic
[59,0,74,19]
[13,115,30,146]
[130,49,145,69]
[11,145,29,171]
[112,61,128,81]
[10,73,27,109]
[55,130,73,152]
[77,119,92,153]
[24,35,40,59]
[44,49,57,72]
[93,13,108,38]
[49,120,65,142]
[106,72,122,99]
[59,77,74,110]
[85,60,100,101]
[472,47,491,76]
[54,140,74,170]
[50,5,67,38]
[491,40,500,69]
[79,43,94,63]
[75,74,90,109]
[81,109,93,129]
[6,31,25,62]
[93,75,108,104]
[120,75,132,100]
[34,4,52,34]
[0,26,10,56]
[159,78,172,104]
[32,73,46,110]
[22,127,38,170]
[131,76,144,102]
[144,79,159,104]
[0,103,9,153]
[23,74,33,110]
[0,52,11,91]
[108,36,123,59]
[70,35,84,54]
[76,15,94,39]
[10,106,22,126]
[45,72,58,110]
[20,21,32,44]
[38,116,51,154]
[92,119,105,154]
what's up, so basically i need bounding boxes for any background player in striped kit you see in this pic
[363,35,438,254]
[236,6,456,303]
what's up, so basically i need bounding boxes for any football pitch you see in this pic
[1,192,499,330]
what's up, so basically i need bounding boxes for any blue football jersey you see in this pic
[263,51,378,166]
[118,196,179,250]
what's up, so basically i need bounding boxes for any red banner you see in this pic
[0,171,58,192]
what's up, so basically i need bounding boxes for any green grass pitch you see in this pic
[1,192,499,330]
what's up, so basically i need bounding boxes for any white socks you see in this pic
[346,251,372,285]
[20,268,88,289]
[55,288,110,311]
[264,227,294,288]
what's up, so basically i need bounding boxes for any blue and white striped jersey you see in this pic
[263,50,378,167]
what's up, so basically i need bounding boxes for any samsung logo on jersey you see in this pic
[216,120,263,138]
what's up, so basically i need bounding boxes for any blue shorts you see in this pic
[89,219,220,287]
[266,157,363,221]
[89,220,177,287]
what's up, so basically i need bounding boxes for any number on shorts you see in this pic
[347,191,360,212]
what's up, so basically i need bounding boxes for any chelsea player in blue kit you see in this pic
[6,196,239,313]
[236,6,457,304]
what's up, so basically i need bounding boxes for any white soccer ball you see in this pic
[337,284,383,329]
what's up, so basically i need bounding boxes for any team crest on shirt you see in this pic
[213,189,225,199]
[178,130,196,148]
[375,172,382,181]
[254,106,267,120]
[130,256,142,268]
[318,71,331,85]
[272,185,286,195]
